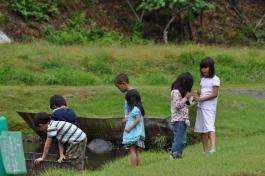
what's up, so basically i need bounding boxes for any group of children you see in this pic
[33,56,220,169]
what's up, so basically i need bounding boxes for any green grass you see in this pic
[39,93,265,176]
[1,43,265,175]
[0,42,265,86]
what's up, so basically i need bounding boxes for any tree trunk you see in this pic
[187,15,194,41]
[163,15,176,44]
[125,0,143,22]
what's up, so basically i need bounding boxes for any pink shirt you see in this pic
[171,89,188,122]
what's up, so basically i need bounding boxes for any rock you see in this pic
[87,139,113,154]
[0,31,11,44]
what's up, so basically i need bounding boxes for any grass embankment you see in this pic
[0,42,265,86]
[0,85,170,135]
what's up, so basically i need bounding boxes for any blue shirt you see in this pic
[51,107,78,125]
[122,106,145,145]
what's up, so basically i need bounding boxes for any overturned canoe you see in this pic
[18,104,197,145]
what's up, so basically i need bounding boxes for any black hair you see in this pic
[200,57,215,78]
[114,73,129,84]
[171,72,194,98]
[49,94,67,110]
[34,112,50,127]
[125,89,145,116]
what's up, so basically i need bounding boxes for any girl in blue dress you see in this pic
[122,89,145,167]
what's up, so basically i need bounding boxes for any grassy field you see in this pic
[0,43,264,175]
[39,93,265,176]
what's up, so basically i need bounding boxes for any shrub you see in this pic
[45,14,148,45]
[6,0,58,21]
[150,134,168,151]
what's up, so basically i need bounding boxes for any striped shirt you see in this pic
[47,120,86,144]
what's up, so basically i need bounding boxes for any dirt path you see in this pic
[223,90,265,99]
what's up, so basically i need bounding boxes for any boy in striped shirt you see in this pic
[34,112,87,170]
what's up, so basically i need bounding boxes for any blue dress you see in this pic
[122,106,145,148]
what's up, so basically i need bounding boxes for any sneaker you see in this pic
[208,149,216,154]
[170,154,182,159]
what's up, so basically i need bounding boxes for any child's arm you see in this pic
[57,142,65,163]
[197,86,219,102]
[125,115,141,133]
[172,91,191,109]
[122,100,129,123]
[34,137,53,164]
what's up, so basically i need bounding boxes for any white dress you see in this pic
[194,75,220,133]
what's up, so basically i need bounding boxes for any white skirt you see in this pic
[194,108,216,133]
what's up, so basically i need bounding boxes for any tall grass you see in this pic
[0,42,265,86]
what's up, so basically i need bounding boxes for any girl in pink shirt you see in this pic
[170,72,193,159]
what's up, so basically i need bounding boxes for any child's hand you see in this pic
[193,95,200,102]
[58,155,65,163]
[34,157,44,164]
[122,116,128,123]
[185,92,192,99]
[124,128,131,133]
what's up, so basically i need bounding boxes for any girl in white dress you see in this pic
[194,57,220,154]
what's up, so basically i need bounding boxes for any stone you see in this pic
[0,31,11,44]
[87,139,113,154]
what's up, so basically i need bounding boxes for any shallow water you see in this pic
[23,141,127,174]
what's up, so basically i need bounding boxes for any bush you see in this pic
[45,14,148,45]
[150,134,168,151]
[6,0,58,21]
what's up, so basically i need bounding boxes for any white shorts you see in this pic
[194,108,216,133]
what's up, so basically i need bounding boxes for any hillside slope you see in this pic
[0,0,264,45]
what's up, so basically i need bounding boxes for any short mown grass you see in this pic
[39,93,265,176]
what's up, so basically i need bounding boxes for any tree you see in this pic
[138,0,214,43]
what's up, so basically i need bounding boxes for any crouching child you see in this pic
[34,112,87,170]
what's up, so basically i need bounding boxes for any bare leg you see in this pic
[209,131,216,151]
[136,148,140,166]
[129,145,138,167]
[202,133,209,153]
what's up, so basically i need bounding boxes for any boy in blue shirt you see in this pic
[50,94,78,125]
